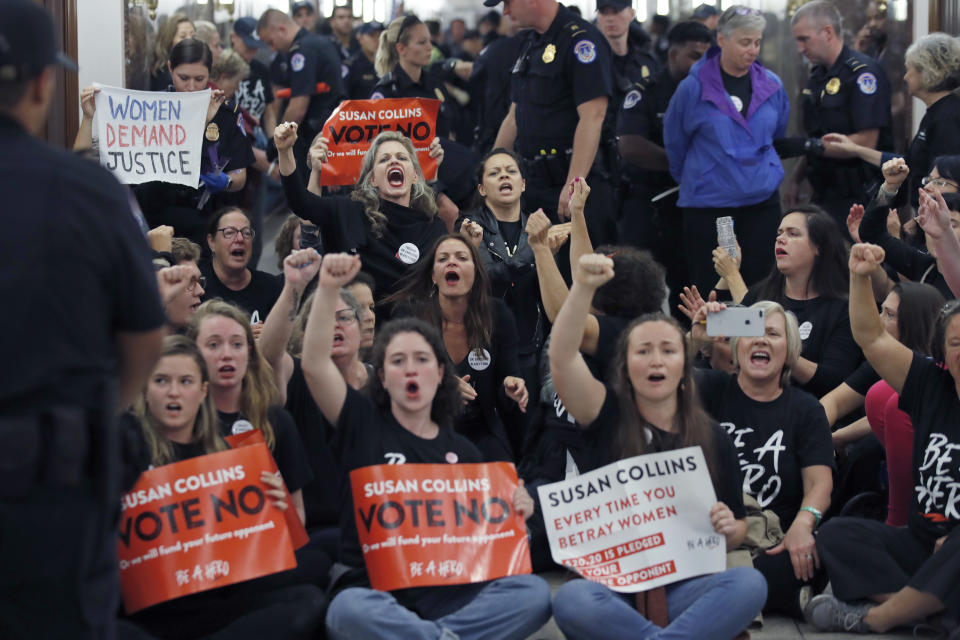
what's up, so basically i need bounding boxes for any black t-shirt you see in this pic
[844,360,880,396]
[199,260,281,323]
[216,405,313,493]
[497,219,522,256]
[581,384,747,519]
[742,290,862,398]
[0,115,164,413]
[721,68,752,117]
[332,387,483,579]
[695,370,835,528]
[236,58,274,122]
[898,353,960,542]
[905,93,960,208]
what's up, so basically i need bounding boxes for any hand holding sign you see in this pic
[309,135,330,167]
[428,136,444,167]
[80,85,99,119]
[274,122,298,151]
[514,480,535,520]
[261,470,289,512]
[206,89,226,125]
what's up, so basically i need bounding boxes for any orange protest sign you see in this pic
[319,98,440,186]
[225,430,310,550]
[118,444,297,613]
[349,462,532,591]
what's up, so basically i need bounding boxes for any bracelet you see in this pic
[800,506,822,526]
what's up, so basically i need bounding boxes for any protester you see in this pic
[210,48,250,101]
[120,336,327,640]
[387,233,529,461]
[347,272,377,352]
[151,13,195,90]
[301,253,552,640]
[693,300,834,617]
[200,207,281,324]
[805,243,960,633]
[664,5,789,295]
[161,237,207,332]
[275,124,447,298]
[739,207,862,398]
[548,253,766,638]
[194,20,223,64]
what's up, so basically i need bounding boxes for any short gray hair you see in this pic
[906,33,960,93]
[731,300,802,387]
[718,5,766,38]
[790,1,842,36]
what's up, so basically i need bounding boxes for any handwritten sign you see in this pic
[319,98,440,186]
[94,83,208,187]
[118,444,297,613]
[538,447,724,592]
[350,463,532,591]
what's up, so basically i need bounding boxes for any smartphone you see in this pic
[716,216,738,261]
[707,308,765,337]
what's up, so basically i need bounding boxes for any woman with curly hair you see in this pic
[301,253,552,640]
[275,124,446,298]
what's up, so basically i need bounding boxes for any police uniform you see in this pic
[133,100,256,245]
[0,7,165,637]
[802,45,892,224]
[344,50,378,99]
[511,4,616,244]
[617,67,688,314]
[470,33,525,153]
[286,28,346,142]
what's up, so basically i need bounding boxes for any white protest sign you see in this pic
[94,84,209,187]
[538,446,725,592]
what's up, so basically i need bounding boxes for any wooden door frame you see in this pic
[38,0,79,149]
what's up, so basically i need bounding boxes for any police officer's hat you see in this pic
[234,17,268,50]
[482,0,503,8]
[357,22,386,36]
[291,1,316,14]
[0,0,77,83]
[597,0,632,10]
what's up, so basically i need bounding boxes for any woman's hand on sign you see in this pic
[80,85,100,119]
[456,374,478,405]
[513,480,535,521]
[503,376,528,413]
[274,122,299,151]
[709,501,742,548]
[428,137,444,166]
[206,89,226,124]
[261,471,289,511]
[309,135,330,166]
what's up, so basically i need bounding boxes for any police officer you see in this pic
[490,0,617,246]
[344,22,383,99]
[0,2,165,637]
[618,21,712,316]
[786,0,892,228]
[470,20,525,154]
[328,4,362,62]
[258,8,345,168]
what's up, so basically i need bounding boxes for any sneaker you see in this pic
[804,594,873,633]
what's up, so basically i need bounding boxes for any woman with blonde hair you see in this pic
[275,123,446,298]
[150,12,195,90]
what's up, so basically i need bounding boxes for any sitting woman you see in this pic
[387,233,528,462]
[121,335,326,640]
[201,207,281,324]
[693,300,834,617]
[275,123,446,299]
[302,253,552,640]
[149,13,194,91]
[459,148,546,396]
[740,206,862,398]
[852,155,960,300]
[805,243,960,633]
[548,253,766,639]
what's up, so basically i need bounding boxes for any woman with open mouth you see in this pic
[119,335,327,639]
[386,233,529,462]
[459,148,546,408]
[200,207,281,326]
[275,124,447,302]
[301,253,552,640]
[692,300,834,618]
[548,253,766,639]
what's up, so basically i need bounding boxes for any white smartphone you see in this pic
[707,308,765,337]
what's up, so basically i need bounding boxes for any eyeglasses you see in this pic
[187,275,206,292]
[335,310,358,325]
[216,226,256,240]
[921,175,959,190]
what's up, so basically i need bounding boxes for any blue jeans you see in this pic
[325,574,552,640]
[553,567,767,640]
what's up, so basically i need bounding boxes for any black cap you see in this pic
[692,3,720,19]
[356,21,385,36]
[233,17,268,49]
[291,1,316,14]
[482,0,503,8]
[0,0,77,83]
[597,0,631,10]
